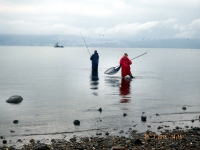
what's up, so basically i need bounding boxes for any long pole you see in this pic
[131,52,147,60]
[79,32,91,56]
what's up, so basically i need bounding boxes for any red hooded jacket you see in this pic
[120,56,132,77]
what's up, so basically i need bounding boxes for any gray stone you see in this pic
[6,95,23,104]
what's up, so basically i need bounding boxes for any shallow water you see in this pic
[0,46,200,146]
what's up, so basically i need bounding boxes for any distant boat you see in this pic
[54,43,64,48]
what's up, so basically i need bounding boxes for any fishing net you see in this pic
[104,65,121,75]
[104,52,147,75]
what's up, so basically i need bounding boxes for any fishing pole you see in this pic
[79,32,91,56]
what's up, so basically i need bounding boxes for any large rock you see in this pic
[73,120,80,126]
[141,115,147,122]
[6,95,23,104]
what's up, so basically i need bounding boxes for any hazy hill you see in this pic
[0,35,199,49]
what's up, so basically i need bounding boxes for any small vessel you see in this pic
[54,43,64,48]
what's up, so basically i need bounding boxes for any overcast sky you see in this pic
[0,0,200,39]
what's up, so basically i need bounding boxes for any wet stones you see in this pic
[111,145,127,150]
[119,130,124,134]
[2,128,200,150]
[30,139,35,143]
[182,106,186,110]
[13,120,19,124]
[141,115,146,122]
[34,143,49,150]
[105,131,109,136]
[123,113,127,117]
[176,126,182,130]
[141,112,147,122]
[156,113,160,116]
[17,139,23,143]
[134,139,142,145]
[2,140,7,144]
[73,120,80,126]
[98,108,102,113]
[51,139,56,143]
[96,131,102,136]
[6,95,23,104]
[192,127,200,132]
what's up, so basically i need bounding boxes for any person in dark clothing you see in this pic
[90,50,99,70]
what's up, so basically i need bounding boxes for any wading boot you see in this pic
[129,74,135,79]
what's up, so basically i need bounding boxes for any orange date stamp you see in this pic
[144,134,183,140]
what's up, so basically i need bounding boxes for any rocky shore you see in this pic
[1,127,200,150]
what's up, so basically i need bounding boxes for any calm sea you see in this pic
[0,46,200,146]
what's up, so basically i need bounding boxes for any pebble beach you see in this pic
[1,126,200,150]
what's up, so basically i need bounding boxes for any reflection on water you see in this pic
[104,76,132,103]
[104,76,121,87]
[119,78,131,103]
[90,70,99,92]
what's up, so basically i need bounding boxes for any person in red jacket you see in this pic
[120,53,134,78]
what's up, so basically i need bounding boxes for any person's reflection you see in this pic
[120,78,131,103]
[90,70,99,91]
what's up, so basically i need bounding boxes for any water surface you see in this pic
[0,46,200,146]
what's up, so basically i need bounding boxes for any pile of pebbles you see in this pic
[1,127,200,150]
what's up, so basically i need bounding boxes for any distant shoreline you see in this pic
[0,35,200,49]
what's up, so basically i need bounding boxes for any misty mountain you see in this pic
[0,35,199,49]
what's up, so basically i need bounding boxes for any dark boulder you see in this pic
[176,126,182,130]
[105,131,109,136]
[182,106,186,110]
[98,108,102,113]
[2,140,7,144]
[193,127,200,132]
[157,126,163,130]
[135,139,142,145]
[17,139,22,142]
[141,115,147,122]
[123,113,127,117]
[73,120,80,126]
[6,95,23,104]
[13,120,19,124]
